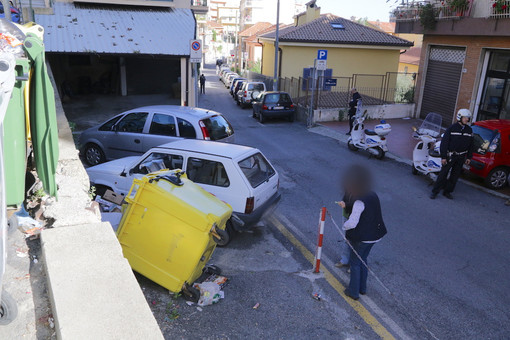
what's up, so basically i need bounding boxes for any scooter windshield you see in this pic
[417,112,442,138]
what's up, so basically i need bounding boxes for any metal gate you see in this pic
[420,47,466,124]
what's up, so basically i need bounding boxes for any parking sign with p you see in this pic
[317,49,328,60]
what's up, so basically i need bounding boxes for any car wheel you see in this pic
[347,139,359,151]
[412,165,418,175]
[252,109,256,118]
[484,167,509,190]
[84,143,106,166]
[259,112,265,123]
[0,290,18,325]
[236,99,240,106]
[288,113,294,122]
[240,102,246,109]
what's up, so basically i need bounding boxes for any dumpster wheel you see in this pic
[212,227,230,247]
[182,284,200,303]
[204,265,222,276]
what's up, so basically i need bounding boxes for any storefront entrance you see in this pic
[478,51,510,121]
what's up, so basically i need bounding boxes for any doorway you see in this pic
[478,51,510,121]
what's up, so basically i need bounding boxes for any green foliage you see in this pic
[338,109,345,122]
[88,186,96,200]
[212,30,217,42]
[447,0,469,11]
[68,121,76,132]
[249,59,261,74]
[420,4,437,31]
[166,302,180,320]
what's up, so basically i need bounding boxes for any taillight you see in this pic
[199,120,210,140]
[262,105,268,110]
[290,104,294,108]
[244,91,247,97]
[380,136,386,140]
[245,197,254,214]
[488,133,500,153]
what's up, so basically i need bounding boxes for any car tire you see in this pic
[0,290,18,326]
[84,143,106,166]
[412,165,418,175]
[288,113,294,122]
[240,102,246,109]
[484,167,509,190]
[259,112,265,123]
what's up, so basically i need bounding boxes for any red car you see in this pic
[468,119,510,189]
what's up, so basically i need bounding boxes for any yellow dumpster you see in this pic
[116,170,232,300]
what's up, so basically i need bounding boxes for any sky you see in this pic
[315,0,399,22]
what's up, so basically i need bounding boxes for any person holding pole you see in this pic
[341,165,387,300]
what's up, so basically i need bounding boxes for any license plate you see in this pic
[273,106,283,110]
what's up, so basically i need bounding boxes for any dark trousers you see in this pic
[348,241,375,299]
[348,112,355,133]
[432,156,465,194]
[200,84,205,94]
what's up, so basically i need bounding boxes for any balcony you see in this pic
[191,0,208,13]
[394,0,510,35]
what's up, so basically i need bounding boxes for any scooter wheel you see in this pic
[375,147,385,160]
[412,165,418,175]
[347,140,359,151]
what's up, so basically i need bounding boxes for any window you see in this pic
[249,83,265,91]
[200,116,234,141]
[149,113,177,136]
[116,112,148,133]
[472,126,497,155]
[177,118,197,138]
[186,158,230,187]
[330,23,345,29]
[265,93,291,104]
[133,152,183,174]
[238,153,275,188]
[99,115,122,131]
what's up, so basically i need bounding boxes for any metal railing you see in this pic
[394,0,510,20]
[191,0,208,7]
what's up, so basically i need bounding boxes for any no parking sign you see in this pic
[190,39,202,63]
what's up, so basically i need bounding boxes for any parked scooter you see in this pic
[347,100,391,159]
[411,112,443,180]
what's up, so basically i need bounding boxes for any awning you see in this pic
[35,2,195,56]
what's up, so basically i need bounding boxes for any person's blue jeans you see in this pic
[348,241,375,299]
[340,239,350,265]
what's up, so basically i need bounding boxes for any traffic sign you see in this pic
[317,49,328,60]
[324,78,337,87]
[190,39,202,63]
[316,59,327,71]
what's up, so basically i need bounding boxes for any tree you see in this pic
[212,30,217,42]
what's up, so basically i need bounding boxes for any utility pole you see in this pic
[273,0,280,91]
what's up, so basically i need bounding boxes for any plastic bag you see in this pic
[194,282,223,307]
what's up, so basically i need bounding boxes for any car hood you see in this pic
[86,156,139,177]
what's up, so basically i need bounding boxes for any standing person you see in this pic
[347,88,362,135]
[341,165,387,300]
[430,109,474,200]
[335,187,356,269]
[199,74,206,94]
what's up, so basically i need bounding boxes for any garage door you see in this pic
[420,47,466,124]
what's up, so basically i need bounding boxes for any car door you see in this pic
[118,150,186,194]
[252,93,264,114]
[107,112,148,159]
[142,112,180,151]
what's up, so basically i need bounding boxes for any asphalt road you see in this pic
[194,65,510,339]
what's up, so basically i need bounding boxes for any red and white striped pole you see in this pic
[314,207,327,273]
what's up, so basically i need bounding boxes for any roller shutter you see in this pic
[420,47,466,124]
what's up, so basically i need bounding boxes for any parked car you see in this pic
[86,139,281,239]
[467,119,510,189]
[0,2,20,23]
[232,79,246,100]
[225,73,239,88]
[79,105,235,166]
[220,71,236,84]
[237,81,266,108]
[230,77,246,96]
[218,69,231,82]
[252,91,295,123]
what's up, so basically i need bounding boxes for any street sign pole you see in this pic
[308,60,317,128]
[273,0,280,91]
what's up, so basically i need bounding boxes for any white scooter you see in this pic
[347,100,391,159]
[411,112,443,180]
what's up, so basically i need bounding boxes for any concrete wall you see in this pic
[261,41,402,88]
[398,62,419,74]
[312,103,416,123]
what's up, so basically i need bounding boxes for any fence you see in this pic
[245,71,417,109]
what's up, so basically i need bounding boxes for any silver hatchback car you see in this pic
[79,105,235,166]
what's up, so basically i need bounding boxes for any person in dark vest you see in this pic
[347,88,361,135]
[199,74,206,94]
[430,109,473,200]
[342,165,387,300]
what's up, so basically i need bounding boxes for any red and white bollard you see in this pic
[314,207,327,273]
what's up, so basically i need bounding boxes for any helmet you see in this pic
[456,109,472,121]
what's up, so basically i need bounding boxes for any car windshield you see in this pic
[238,152,275,188]
[201,115,234,141]
[472,125,497,155]
[265,93,291,104]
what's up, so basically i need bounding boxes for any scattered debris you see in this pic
[252,302,260,309]
[16,249,28,257]
[196,307,203,312]
[194,282,223,307]
[185,301,194,306]
[313,293,322,301]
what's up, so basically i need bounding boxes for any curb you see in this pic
[309,124,510,201]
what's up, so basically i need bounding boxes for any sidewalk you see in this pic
[313,118,510,199]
